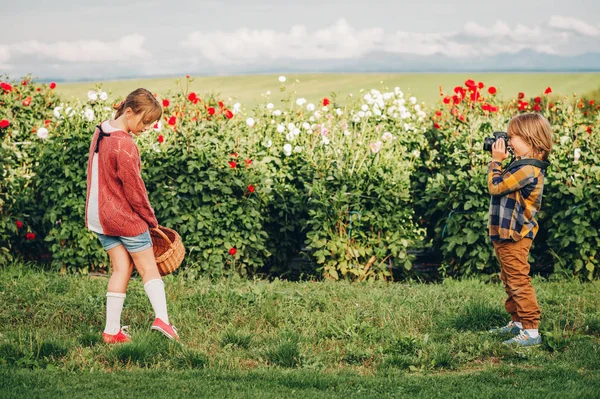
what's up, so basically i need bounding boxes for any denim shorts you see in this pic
[95,230,153,253]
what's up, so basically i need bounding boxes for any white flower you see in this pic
[233,103,242,113]
[382,132,393,142]
[358,111,365,118]
[154,121,162,131]
[335,108,343,116]
[321,136,330,145]
[574,148,581,162]
[373,108,382,116]
[65,107,75,117]
[272,109,282,117]
[313,111,322,119]
[36,127,49,139]
[287,122,296,131]
[309,116,316,122]
[412,149,421,158]
[293,146,303,153]
[306,103,315,111]
[409,96,417,104]
[152,142,161,153]
[370,141,383,154]
[84,108,95,122]
[559,135,570,145]
[302,122,311,130]
[352,115,360,123]
[277,124,285,133]
[306,129,313,134]
[98,91,108,101]
[361,104,369,112]
[263,139,273,148]
[344,130,351,136]
[246,118,255,127]
[383,92,393,101]
[296,98,307,106]
[278,76,286,83]
[286,132,296,141]
[283,143,293,156]
[293,128,300,136]
[53,106,63,119]
[87,90,98,101]
[266,103,274,110]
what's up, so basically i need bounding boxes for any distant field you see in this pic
[55,73,600,107]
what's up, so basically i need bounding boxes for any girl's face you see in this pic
[125,108,154,135]
[508,133,533,158]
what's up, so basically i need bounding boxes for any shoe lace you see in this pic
[513,331,528,342]
[121,325,130,337]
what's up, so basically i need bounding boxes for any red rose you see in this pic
[16,220,23,229]
[229,247,237,256]
[489,105,499,112]
[44,119,51,125]
[450,107,459,116]
[518,101,529,111]
[533,104,541,112]
[322,98,331,106]
[482,104,490,112]
[218,101,224,109]
[434,123,441,129]
[1,82,13,92]
[49,82,56,89]
[188,92,197,102]
[207,107,216,115]
[247,184,255,193]
[36,88,41,92]
[168,116,176,126]
[162,99,170,107]
[477,82,484,89]
[435,110,442,117]
[544,87,552,95]
[228,161,237,169]
[458,115,465,122]
[22,96,32,106]
[231,153,238,157]
[452,95,460,104]
[21,80,28,86]
[25,232,36,240]
[586,126,593,134]
[534,96,541,104]
[518,92,525,99]
[488,86,497,95]
[470,91,480,102]
[157,135,164,143]
[465,79,476,88]
[245,159,252,167]
[443,97,451,104]
[224,109,234,119]
[590,100,595,106]
[0,119,10,129]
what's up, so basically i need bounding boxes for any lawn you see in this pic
[1,263,600,397]
[54,73,600,108]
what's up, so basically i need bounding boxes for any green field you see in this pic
[55,73,600,107]
[1,263,600,397]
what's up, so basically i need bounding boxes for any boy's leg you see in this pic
[495,238,541,330]
[494,243,519,322]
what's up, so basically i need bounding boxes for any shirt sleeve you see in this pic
[487,162,536,197]
[116,142,159,228]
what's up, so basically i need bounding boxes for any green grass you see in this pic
[54,73,600,108]
[1,263,600,397]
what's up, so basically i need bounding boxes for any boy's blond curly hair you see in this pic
[507,113,553,161]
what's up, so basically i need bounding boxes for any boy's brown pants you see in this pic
[493,238,541,329]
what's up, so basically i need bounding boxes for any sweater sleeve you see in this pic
[116,142,159,228]
[487,162,536,197]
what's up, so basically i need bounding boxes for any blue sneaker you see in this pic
[489,321,522,335]
[502,330,542,347]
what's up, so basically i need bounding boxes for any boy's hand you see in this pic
[491,139,509,163]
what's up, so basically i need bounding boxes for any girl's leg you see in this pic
[130,247,170,324]
[104,244,133,334]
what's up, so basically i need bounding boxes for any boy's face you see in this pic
[507,134,532,158]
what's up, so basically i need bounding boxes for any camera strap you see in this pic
[502,158,550,175]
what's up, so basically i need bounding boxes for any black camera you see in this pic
[483,131,510,153]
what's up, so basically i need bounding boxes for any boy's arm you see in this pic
[487,162,535,197]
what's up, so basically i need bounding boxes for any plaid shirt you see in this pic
[488,160,546,242]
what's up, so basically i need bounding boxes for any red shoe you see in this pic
[102,326,131,344]
[151,318,180,340]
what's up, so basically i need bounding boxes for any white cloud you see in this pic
[13,34,151,62]
[0,46,9,63]
[548,16,600,37]
[181,16,596,63]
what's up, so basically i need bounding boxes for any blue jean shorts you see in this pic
[95,230,153,253]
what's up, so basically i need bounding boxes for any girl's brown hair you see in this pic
[507,113,553,161]
[113,88,162,126]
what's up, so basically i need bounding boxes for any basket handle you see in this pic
[150,226,174,247]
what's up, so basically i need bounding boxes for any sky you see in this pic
[1,0,599,80]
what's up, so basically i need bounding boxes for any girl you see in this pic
[85,88,178,343]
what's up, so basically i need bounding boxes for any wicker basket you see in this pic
[150,226,185,276]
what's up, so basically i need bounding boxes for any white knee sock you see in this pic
[104,292,126,335]
[525,329,539,338]
[144,279,169,324]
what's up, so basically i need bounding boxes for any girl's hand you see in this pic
[491,139,509,163]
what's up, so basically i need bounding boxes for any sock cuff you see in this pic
[106,292,126,299]
[144,278,164,289]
